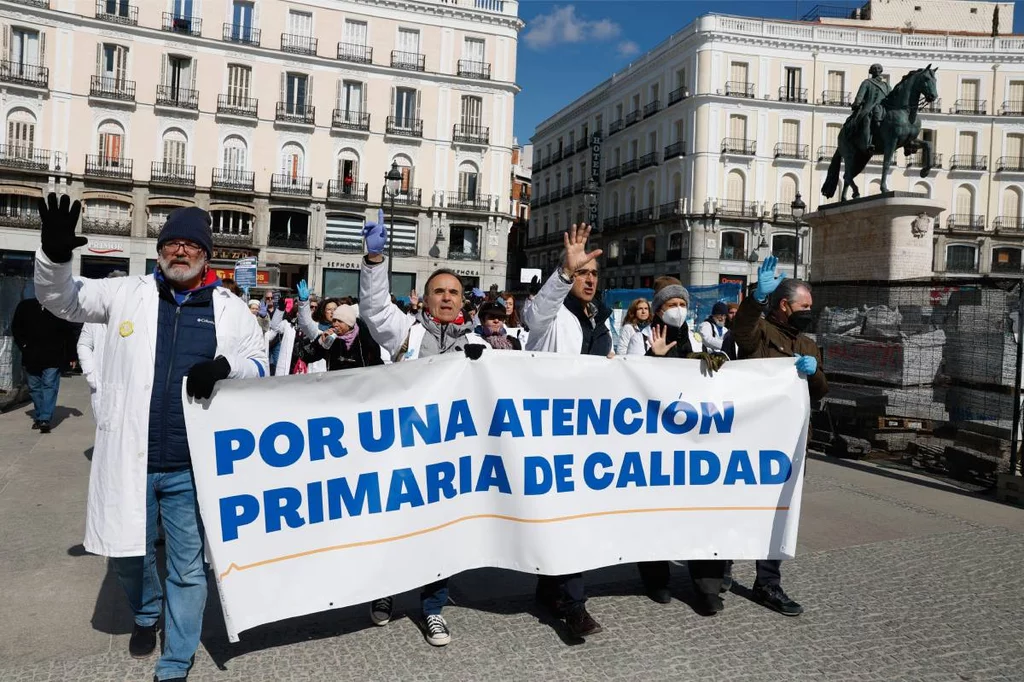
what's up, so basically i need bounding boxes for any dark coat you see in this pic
[11,298,76,373]
[310,321,384,371]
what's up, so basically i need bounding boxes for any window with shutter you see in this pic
[227,64,251,103]
[460,95,482,130]
[223,136,247,176]
[395,87,416,127]
[961,79,980,102]
[161,131,187,171]
[957,132,977,156]
[282,143,303,179]
[1003,188,1022,220]
[827,70,845,93]
[1010,81,1024,108]
[11,28,39,68]
[398,28,420,54]
[955,185,975,215]
[6,111,35,157]
[782,120,799,145]
[344,20,367,46]
[342,81,363,121]
[729,114,746,140]
[825,123,841,147]
[726,170,745,202]
[730,62,748,84]
[97,121,124,166]
[779,174,797,207]
[1007,133,1024,162]
[286,73,308,114]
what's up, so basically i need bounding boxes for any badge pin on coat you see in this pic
[118,321,134,337]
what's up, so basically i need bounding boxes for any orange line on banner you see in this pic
[218,506,790,580]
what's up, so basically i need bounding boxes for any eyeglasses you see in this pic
[161,240,203,256]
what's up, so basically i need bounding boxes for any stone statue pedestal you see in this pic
[805,192,943,282]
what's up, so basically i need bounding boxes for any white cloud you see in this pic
[523,5,623,51]
[617,40,640,57]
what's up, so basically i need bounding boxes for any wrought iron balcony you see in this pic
[162,12,201,36]
[82,218,131,236]
[563,143,576,158]
[90,75,135,101]
[457,60,491,80]
[945,213,985,231]
[605,165,621,182]
[949,154,987,171]
[608,119,624,135]
[276,102,315,125]
[155,85,198,110]
[271,174,313,196]
[664,141,686,159]
[778,87,808,103]
[390,188,422,206]
[659,200,684,218]
[96,1,137,25]
[268,235,310,250]
[85,154,132,180]
[624,110,641,127]
[722,137,756,155]
[211,168,254,193]
[643,100,661,118]
[772,203,795,223]
[638,152,659,170]
[337,42,372,64]
[999,101,1024,116]
[448,249,481,261]
[621,159,639,176]
[668,86,689,105]
[602,216,620,231]
[0,60,48,89]
[217,94,257,118]
[817,145,837,161]
[386,116,423,138]
[150,162,195,187]
[994,216,1024,232]
[10,0,49,7]
[211,230,254,247]
[445,192,493,212]
[905,151,942,168]
[820,90,851,106]
[774,142,809,160]
[990,260,1022,274]
[332,110,370,131]
[996,156,1024,172]
[576,137,589,153]
[725,81,755,98]
[223,23,261,46]
[281,33,317,55]
[572,180,584,194]
[0,145,52,172]
[716,199,759,217]
[453,124,489,145]
[391,50,425,71]
[919,98,942,113]
[954,99,987,115]
[0,210,41,229]
[327,180,369,202]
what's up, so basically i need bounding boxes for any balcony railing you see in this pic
[725,81,755,98]
[391,189,422,206]
[722,137,756,155]
[457,60,491,80]
[551,149,563,163]
[268,235,310,250]
[576,137,589,153]
[0,210,41,229]
[774,142,809,160]
[332,110,370,131]
[605,165,621,182]
[991,260,1022,273]
[563,143,576,158]
[716,200,759,217]
[621,159,639,176]
[162,13,201,36]
[0,145,51,172]
[211,230,254,247]
[155,85,198,110]
[817,145,837,161]
[950,154,987,171]
[625,110,641,127]
[448,249,481,261]
[945,214,985,230]
[223,23,261,46]
[217,94,257,118]
[445,192,493,212]
[906,151,942,169]
[85,154,132,180]
[664,141,686,159]
[281,33,317,55]
[82,218,131,236]
[954,99,986,115]
[327,180,369,202]
[778,87,808,103]
[609,119,624,135]
[659,200,684,219]
[276,102,315,125]
[0,60,48,89]
[638,151,659,170]
[919,98,942,113]
[996,156,1024,172]
[337,42,372,64]
[386,116,423,138]
[643,100,661,118]
[772,203,795,223]
[452,124,489,145]
[668,86,689,105]
[271,174,313,196]
[10,0,49,7]
[150,162,195,187]
[391,50,425,71]
[941,262,979,274]
[96,2,137,25]
[211,168,254,193]
[820,90,851,106]
[994,216,1024,232]
[999,101,1024,116]
[90,75,135,101]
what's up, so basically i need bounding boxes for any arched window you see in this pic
[611,191,620,217]
[6,108,36,156]
[945,244,977,273]
[337,149,360,188]
[160,128,188,172]
[97,120,125,167]
[645,180,656,209]
[458,160,479,199]
[913,181,931,198]
[868,178,882,194]
[725,169,746,214]
[667,232,684,260]
[955,184,976,219]
[627,187,637,214]
[641,235,657,263]
[1001,187,1023,229]
[992,247,1022,273]
[392,154,414,198]
[281,142,304,179]
[222,135,247,173]
[83,198,131,230]
[778,174,798,218]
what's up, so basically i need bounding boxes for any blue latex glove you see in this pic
[795,354,817,376]
[296,279,310,302]
[755,255,786,302]
[472,288,484,298]
[258,302,268,318]
[362,208,387,255]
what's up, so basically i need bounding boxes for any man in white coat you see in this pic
[33,193,267,682]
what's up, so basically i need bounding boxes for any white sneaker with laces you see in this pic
[370,596,393,626]
[424,614,451,647]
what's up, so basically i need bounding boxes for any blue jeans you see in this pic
[26,367,60,422]
[111,469,207,681]
[421,578,449,617]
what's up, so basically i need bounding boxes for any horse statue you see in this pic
[822,65,939,201]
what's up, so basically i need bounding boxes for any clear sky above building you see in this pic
[513,0,1024,143]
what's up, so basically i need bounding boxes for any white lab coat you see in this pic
[698,320,727,353]
[76,321,106,420]
[523,270,612,354]
[34,249,268,557]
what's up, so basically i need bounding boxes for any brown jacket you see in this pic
[731,295,829,402]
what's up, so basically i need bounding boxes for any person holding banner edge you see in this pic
[359,208,486,647]
[728,254,828,617]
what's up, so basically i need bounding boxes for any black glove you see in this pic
[464,344,484,360]
[186,356,231,400]
[37,192,86,263]
[686,351,727,376]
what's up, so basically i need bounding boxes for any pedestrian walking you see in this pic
[11,296,76,433]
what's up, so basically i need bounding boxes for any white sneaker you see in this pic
[370,596,393,626]
[424,614,451,647]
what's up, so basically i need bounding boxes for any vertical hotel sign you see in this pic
[589,132,602,226]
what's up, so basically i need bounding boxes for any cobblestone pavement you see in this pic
[2,377,1023,681]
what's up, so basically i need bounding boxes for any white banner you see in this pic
[184,353,809,641]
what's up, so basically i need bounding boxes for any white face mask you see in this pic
[661,306,687,328]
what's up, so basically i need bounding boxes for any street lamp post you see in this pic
[790,192,806,279]
[383,161,403,286]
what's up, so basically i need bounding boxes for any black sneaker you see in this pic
[38,421,51,434]
[31,420,40,430]
[564,605,602,638]
[753,583,804,616]
[128,623,157,658]
[645,586,672,604]
[424,614,451,647]
[691,590,725,616]
[370,596,393,626]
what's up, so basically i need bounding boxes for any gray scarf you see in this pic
[414,311,475,357]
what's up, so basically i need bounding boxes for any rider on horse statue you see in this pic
[851,64,891,154]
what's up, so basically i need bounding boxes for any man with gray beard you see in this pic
[33,194,266,681]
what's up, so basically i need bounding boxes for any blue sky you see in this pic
[513,1,1024,143]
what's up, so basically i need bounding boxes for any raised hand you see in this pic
[795,354,818,376]
[362,208,387,256]
[561,223,603,279]
[649,324,677,357]
[296,279,310,302]
[37,192,86,263]
[755,255,786,302]
[409,289,420,307]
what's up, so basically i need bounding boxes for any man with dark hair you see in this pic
[730,255,827,617]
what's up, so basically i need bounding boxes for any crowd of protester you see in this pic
[25,194,826,680]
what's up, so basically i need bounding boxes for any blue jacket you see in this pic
[147,271,220,471]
